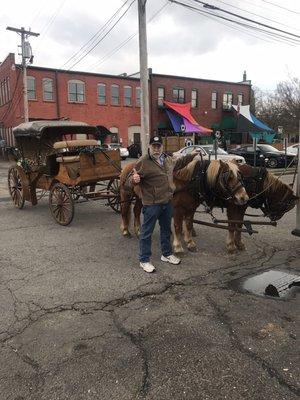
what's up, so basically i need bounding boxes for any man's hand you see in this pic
[132,168,141,184]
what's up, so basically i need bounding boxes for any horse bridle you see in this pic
[215,169,245,201]
[261,190,296,221]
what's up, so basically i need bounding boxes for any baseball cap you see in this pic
[149,136,162,145]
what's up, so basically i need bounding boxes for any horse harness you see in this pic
[241,167,294,221]
[188,160,244,206]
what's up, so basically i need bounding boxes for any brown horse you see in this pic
[173,161,298,253]
[119,156,249,249]
[225,164,298,253]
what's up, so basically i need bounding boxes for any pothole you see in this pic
[230,269,300,299]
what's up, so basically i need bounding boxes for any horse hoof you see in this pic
[236,243,246,251]
[123,231,132,238]
[174,247,184,254]
[188,246,198,252]
[227,246,237,254]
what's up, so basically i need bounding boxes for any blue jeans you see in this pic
[139,202,173,262]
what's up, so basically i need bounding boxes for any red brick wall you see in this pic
[26,68,141,147]
[150,74,251,133]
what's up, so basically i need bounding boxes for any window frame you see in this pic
[111,84,120,106]
[124,85,132,107]
[222,92,233,109]
[237,93,243,105]
[97,83,106,105]
[42,78,54,101]
[157,87,165,107]
[172,87,185,104]
[211,91,217,109]
[191,89,198,108]
[68,79,85,103]
[27,76,36,100]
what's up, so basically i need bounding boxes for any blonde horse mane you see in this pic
[207,160,239,187]
[263,170,292,196]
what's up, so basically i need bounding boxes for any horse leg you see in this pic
[120,191,132,238]
[226,206,237,253]
[183,211,198,252]
[234,208,246,251]
[173,207,185,254]
[133,198,142,237]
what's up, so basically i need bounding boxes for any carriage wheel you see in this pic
[49,183,74,226]
[107,178,121,213]
[8,166,25,209]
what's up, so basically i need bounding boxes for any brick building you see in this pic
[0,52,252,147]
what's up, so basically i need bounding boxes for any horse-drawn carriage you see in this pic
[7,120,121,225]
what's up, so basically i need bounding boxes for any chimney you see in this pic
[243,70,247,82]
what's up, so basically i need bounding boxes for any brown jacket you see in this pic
[131,154,195,206]
[134,153,175,205]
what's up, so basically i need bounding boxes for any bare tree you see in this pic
[254,77,300,140]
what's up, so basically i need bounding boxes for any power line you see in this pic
[213,0,300,32]
[261,0,300,15]
[169,0,300,45]
[60,0,132,69]
[1,68,22,122]
[189,0,300,39]
[89,1,169,72]
[67,0,136,71]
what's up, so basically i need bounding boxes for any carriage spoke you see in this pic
[49,183,74,225]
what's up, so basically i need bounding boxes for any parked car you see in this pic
[285,143,299,156]
[128,143,142,158]
[229,144,296,168]
[172,144,246,164]
[106,143,129,160]
[201,144,246,164]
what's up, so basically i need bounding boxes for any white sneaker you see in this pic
[140,262,156,273]
[161,254,181,265]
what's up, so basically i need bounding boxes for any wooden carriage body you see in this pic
[8,121,121,224]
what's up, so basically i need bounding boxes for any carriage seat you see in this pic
[53,139,98,149]
[56,155,80,163]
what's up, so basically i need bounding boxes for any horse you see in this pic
[173,161,298,253]
[225,164,298,253]
[119,156,249,248]
[171,156,249,253]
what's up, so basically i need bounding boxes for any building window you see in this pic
[158,87,165,106]
[191,89,198,108]
[97,83,106,105]
[68,80,85,102]
[237,93,243,105]
[136,87,141,107]
[27,76,36,100]
[43,78,53,101]
[111,84,119,105]
[110,127,119,143]
[223,92,232,109]
[173,88,185,103]
[211,91,217,109]
[124,86,132,106]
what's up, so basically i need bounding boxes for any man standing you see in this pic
[132,136,181,273]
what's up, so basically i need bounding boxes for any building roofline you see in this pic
[22,64,140,81]
[151,73,252,87]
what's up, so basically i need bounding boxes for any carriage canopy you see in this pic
[13,120,98,139]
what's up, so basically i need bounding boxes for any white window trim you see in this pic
[68,79,85,103]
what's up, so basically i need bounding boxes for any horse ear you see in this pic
[219,159,226,168]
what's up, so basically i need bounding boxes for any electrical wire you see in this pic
[89,1,169,72]
[213,0,300,32]
[60,0,132,69]
[261,0,300,15]
[1,67,22,122]
[189,0,300,39]
[67,0,136,71]
[170,0,300,45]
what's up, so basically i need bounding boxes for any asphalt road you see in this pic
[0,160,299,400]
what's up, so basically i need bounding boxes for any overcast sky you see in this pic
[1,0,299,90]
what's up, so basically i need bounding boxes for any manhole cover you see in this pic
[231,269,300,299]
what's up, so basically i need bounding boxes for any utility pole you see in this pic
[138,0,150,156]
[6,26,39,123]
[292,119,300,237]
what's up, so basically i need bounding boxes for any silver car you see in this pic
[172,144,246,164]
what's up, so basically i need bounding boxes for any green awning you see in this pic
[212,116,236,130]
